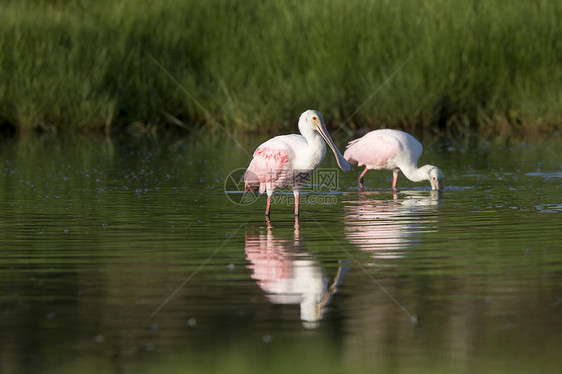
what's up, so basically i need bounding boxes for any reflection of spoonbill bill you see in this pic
[343,129,443,190]
[244,110,350,216]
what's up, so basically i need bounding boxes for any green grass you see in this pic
[1,0,561,134]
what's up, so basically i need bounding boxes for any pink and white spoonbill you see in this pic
[244,110,350,216]
[343,129,444,190]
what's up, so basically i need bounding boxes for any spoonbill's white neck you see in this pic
[400,164,434,183]
[303,128,324,147]
[298,118,326,155]
[300,128,326,165]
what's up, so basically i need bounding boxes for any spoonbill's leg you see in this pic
[358,167,369,191]
[293,190,300,216]
[392,169,399,191]
[265,191,273,216]
[266,216,272,229]
[358,167,369,184]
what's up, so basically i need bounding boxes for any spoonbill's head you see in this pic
[428,167,444,190]
[299,110,351,172]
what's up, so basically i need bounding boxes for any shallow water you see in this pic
[0,133,560,373]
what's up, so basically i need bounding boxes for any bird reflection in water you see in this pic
[245,218,348,328]
[344,190,441,259]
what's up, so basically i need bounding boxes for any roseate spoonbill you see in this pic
[343,129,443,190]
[244,110,350,216]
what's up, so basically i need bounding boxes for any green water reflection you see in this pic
[0,133,560,373]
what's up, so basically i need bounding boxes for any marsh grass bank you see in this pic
[1,0,561,134]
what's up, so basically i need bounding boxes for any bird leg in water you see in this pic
[358,167,369,184]
[392,169,400,190]
[294,191,300,216]
[265,195,272,216]
[358,167,369,191]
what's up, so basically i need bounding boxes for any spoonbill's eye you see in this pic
[312,116,318,120]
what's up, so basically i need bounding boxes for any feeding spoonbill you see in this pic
[343,129,443,190]
[244,110,350,216]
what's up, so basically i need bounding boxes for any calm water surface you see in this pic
[0,133,560,373]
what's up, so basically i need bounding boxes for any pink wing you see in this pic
[244,142,291,193]
[344,131,401,169]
